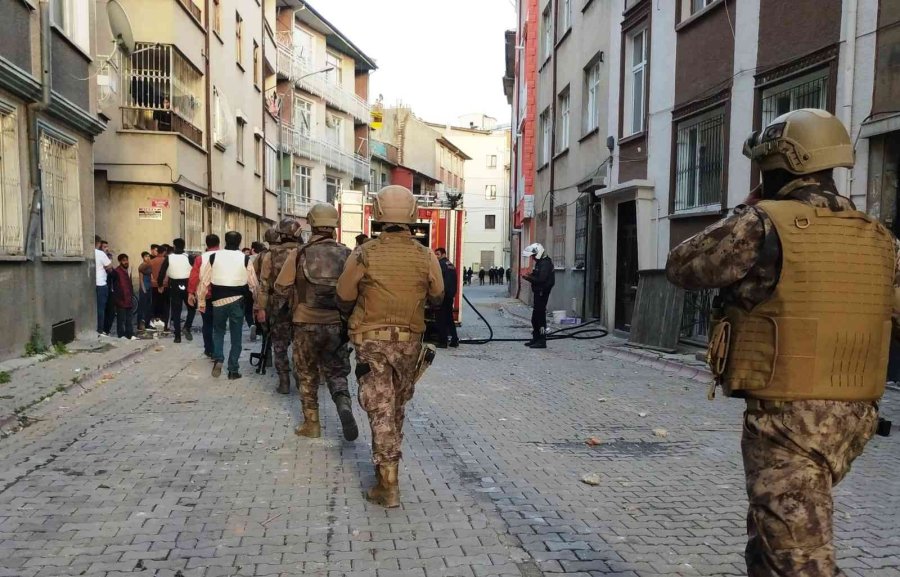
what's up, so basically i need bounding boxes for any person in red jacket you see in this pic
[188,234,221,357]
[112,254,137,340]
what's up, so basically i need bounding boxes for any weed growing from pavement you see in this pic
[24,325,48,357]
[0,371,9,384]
[53,342,68,355]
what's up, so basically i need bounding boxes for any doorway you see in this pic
[614,200,639,331]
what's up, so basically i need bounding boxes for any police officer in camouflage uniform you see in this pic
[256,219,301,395]
[666,109,899,577]
[272,203,358,441]
[336,186,444,508]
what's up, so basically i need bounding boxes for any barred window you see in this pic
[181,195,203,253]
[552,205,567,268]
[209,201,225,239]
[761,70,828,127]
[264,141,278,192]
[574,197,588,269]
[674,109,725,212]
[0,106,23,254]
[39,130,82,257]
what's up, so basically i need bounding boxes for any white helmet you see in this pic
[522,243,545,259]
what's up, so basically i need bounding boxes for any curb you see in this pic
[501,303,712,383]
[0,340,157,434]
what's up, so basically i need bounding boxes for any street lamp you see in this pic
[270,65,335,220]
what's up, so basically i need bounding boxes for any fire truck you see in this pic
[336,190,465,330]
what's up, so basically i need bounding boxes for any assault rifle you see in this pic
[250,323,272,374]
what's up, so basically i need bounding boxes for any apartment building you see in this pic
[0,0,106,356]
[603,0,881,342]
[374,107,470,202]
[529,0,612,316]
[370,138,440,196]
[93,0,272,265]
[434,115,512,271]
[274,2,374,228]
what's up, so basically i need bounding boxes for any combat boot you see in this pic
[365,462,400,508]
[276,373,291,395]
[333,393,359,441]
[295,409,321,438]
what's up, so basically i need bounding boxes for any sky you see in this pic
[316,0,516,125]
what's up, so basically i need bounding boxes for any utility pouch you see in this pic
[412,344,437,386]
[706,300,731,400]
[355,362,371,380]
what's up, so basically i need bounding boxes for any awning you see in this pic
[860,112,900,139]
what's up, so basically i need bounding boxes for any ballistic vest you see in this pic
[211,250,249,287]
[349,232,433,334]
[167,253,191,279]
[720,199,894,402]
[299,237,351,310]
[263,242,297,292]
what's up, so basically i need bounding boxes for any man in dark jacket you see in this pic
[434,248,459,348]
[522,243,554,349]
[112,254,136,340]
[478,268,486,286]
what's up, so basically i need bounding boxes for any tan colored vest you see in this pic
[350,233,432,334]
[720,200,894,401]
[299,237,351,310]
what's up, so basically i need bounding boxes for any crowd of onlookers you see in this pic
[461,265,510,286]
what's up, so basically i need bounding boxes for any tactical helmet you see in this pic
[277,217,302,240]
[743,109,854,175]
[263,227,280,244]
[307,203,340,229]
[522,243,545,259]
[373,185,417,224]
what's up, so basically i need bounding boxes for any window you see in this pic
[542,5,553,60]
[559,0,571,36]
[558,89,570,151]
[39,129,82,257]
[485,185,497,200]
[624,28,647,136]
[326,176,341,204]
[212,0,221,36]
[182,196,203,253]
[574,197,588,269]
[381,172,388,187]
[213,87,226,146]
[584,59,601,133]
[761,70,828,127]
[253,41,260,87]
[326,114,343,148]
[294,27,313,64]
[552,205,567,268]
[0,105,23,254]
[254,135,262,175]
[264,141,277,192]
[236,119,245,164]
[674,109,726,212]
[235,13,243,66]
[539,108,551,165]
[690,0,716,14]
[294,98,313,136]
[326,52,343,85]
[487,154,497,168]
[52,0,89,52]
[485,215,497,230]
[295,165,311,204]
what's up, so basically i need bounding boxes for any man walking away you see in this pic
[137,252,152,331]
[337,186,444,507]
[522,243,555,349]
[272,204,357,439]
[95,236,113,336]
[256,221,301,395]
[159,238,192,343]
[189,234,220,358]
[498,266,505,285]
[478,268,485,286]
[434,248,459,348]
[112,254,136,340]
[198,231,259,380]
[246,241,266,341]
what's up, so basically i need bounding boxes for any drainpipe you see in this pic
[261,8,267,221]
[24,0,53,260]
[841,0,858,198]
[204,0,214,232]
[548,0,558,228]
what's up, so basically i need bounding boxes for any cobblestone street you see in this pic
[1,285,898,577]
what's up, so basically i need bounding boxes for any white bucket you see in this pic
[551,310,566,323]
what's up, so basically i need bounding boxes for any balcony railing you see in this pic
[122,43,204,147]
[281,191,311,218]
[275,31,370,123]
[281,123,370,181]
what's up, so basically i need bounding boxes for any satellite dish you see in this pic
[107,0,135,56]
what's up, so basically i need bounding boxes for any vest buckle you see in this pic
[794,217,811,229]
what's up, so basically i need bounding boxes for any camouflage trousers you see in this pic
[355,338,420,465]
[268,311,293,377]
[292,323,350,410]
[742,399,879,577]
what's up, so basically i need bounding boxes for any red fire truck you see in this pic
[336,190,465,326]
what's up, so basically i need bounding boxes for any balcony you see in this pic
[281,191,311,218]
[122,43,205,147]
[275,31,370,124]
[281,124,370,181]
